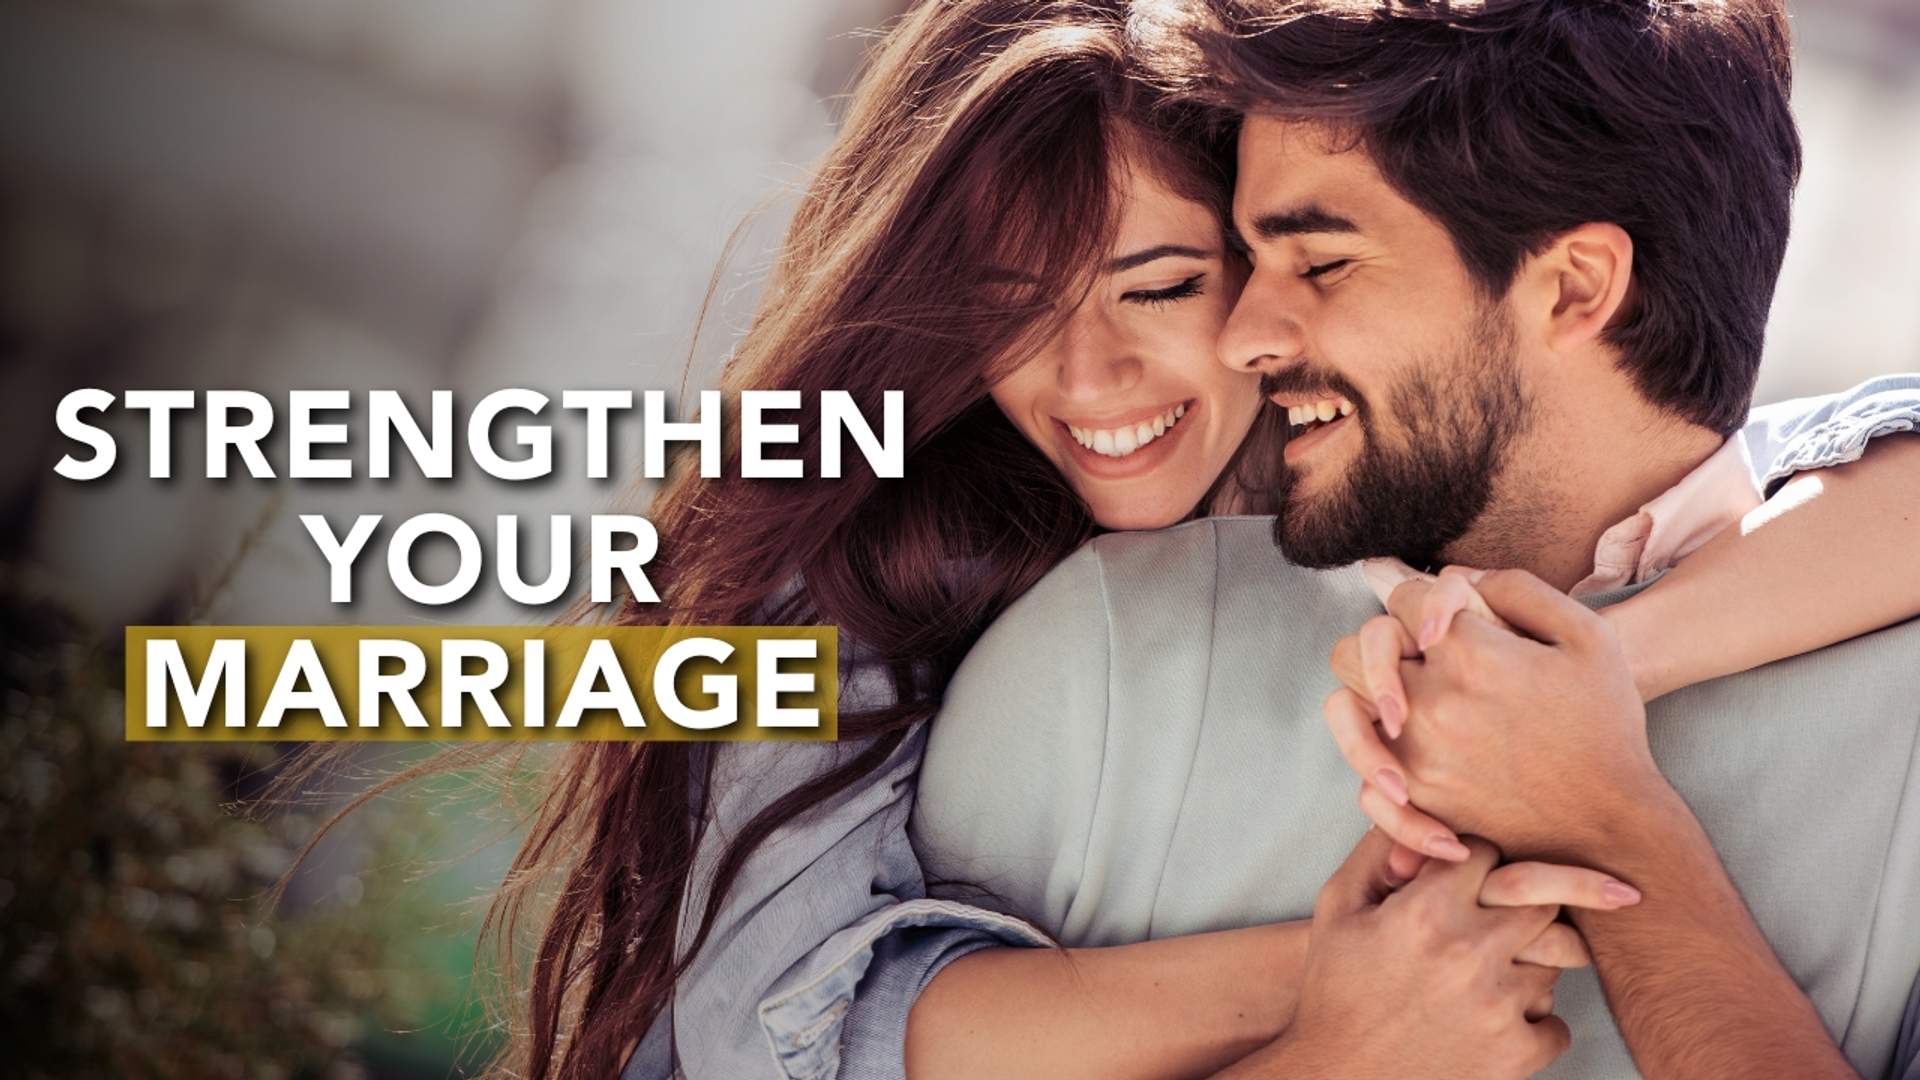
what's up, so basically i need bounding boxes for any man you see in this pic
[908,1,1920,1076]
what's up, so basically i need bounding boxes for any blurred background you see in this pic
[0,0,1914,1076]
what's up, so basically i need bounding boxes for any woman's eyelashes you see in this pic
[1121,273,1207,307]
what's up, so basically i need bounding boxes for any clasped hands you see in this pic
[1265,569,1675,1078]
[1327,566,1665,873]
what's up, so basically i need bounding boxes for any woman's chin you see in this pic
[1051,432,1221,532]
[1085,498,1194,533]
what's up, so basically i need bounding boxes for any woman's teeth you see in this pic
[1068,403,1187,458]
[1286,397,1355,429]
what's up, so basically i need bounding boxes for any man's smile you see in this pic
[1268,390,1360,465]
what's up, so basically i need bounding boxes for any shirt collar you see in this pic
[1358,436,1762,605]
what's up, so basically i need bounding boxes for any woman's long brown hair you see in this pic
[274,3,1250,1077]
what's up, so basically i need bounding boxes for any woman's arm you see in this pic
[906,923,1308,1080]
[905,858,1613,1080]
[1610,431,1920,701]
[653,732,1052,1080]
[1612,373,1920,698]
[676,718,1294,1080]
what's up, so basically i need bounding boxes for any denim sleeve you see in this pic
[1739,373,1920,497]
[630,721,1050,1080]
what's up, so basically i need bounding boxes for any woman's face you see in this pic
[990,149,1264,531]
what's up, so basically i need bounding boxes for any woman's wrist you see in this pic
[907,921,1311,1080]
[1135,920,1308,1057]
[1600,595,1676,703]
[1217,1010,1384,1080]
[1243,920,1310,1043]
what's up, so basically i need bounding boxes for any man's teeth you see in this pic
[1286,397,1356,429]
[1068,403,1187,458]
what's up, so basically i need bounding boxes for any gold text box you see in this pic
[125,625,838,742]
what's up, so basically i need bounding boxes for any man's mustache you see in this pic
[1259,366,1367,411]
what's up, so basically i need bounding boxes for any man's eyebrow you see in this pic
[1103,244,1215,274]
[1248,206,1362,240]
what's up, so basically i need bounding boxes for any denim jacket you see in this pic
[623,373,1920,1080]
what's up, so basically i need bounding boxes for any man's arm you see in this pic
[1543,776,1856,1079]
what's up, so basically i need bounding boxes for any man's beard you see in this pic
[1267,307,1533,571]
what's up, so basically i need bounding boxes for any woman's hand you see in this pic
[1373,816,1616,968]
[1220,832,1575,1079]
[1332,566,1506,735]
[1327,571,1644,912]
[1473,845,1633,962]
[1327,568,1502,861]
[1330,570,1669,867]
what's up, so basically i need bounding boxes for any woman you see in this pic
[293,2,1920,1078]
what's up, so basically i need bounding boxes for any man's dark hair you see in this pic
[1139,0,1802,436]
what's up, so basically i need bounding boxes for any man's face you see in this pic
[1220,117,1535,570]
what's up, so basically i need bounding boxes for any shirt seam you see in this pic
[1071,540,1118,930]
[1144,521,1221,938]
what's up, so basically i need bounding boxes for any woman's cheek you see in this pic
[1188,290,1234,347]
[987,370,1063,463]
[1139,305,1208,362]
[986,376,1035,433]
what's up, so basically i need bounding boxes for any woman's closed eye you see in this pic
[1121,273,1207,307]
[1302,259,1351,280]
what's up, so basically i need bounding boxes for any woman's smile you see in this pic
[1056,399,1197,479]
[1062,400,1189,459]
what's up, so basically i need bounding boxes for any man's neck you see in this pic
[1441,393,1727,592]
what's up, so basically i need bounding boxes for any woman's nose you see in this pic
[1217,267,1308,376]
[1055,312,1142,400]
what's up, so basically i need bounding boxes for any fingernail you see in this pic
[1417,618,1440,650]
[1424,835,1471,861]
[1373,767,1410,806]
[1601,881,1643,908]
[1466,568,1488,584]
[1379,695,1405,738]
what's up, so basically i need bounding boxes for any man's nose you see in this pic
[1055,311,1142,400]
[1217,266,1309,377]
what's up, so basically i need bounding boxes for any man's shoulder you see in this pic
[1013,515,1367,625]
[1083,513,1295,571]
[937,516,1375,733]
[917,517,1371,926]
[1646,611,1920,1077]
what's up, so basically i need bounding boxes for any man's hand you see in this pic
[1221,830,1573,1079]
[1331,568,1671,862]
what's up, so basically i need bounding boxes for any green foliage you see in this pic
[0,586,503,1079]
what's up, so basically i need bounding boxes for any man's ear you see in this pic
[1525,222,1634,355]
